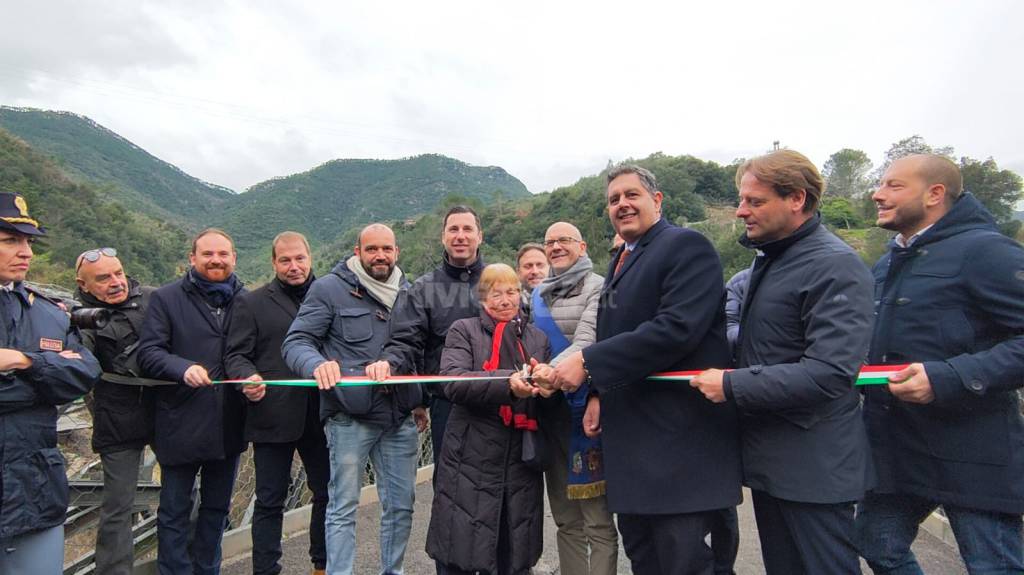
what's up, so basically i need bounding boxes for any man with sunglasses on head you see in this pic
[0,192,101,574]
[138,228,246,575]
[74,246,157,575]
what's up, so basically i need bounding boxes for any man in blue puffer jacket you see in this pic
[0,192,101,574]
[856,154,1024,573]
[283,224,425,575]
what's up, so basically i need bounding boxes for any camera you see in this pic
[70,307,111,330]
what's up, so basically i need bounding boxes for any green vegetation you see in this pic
[0,106,1019,292]
[218,154,531,281]
[0,106,234,227]
[0,128,189,286]
[387,153,739,280]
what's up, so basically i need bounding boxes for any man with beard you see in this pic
[516,243,549,293]
[75,248,156,575]
[0,192,100,574]
[366,205,485,471]
[856,154,1024,573]
[138,228,246,575]
[284,224,426,575]
[691,150,874,575]
[225,232,330,575]
[529,222,619,575]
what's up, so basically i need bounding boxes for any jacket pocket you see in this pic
[333,386,374,416]
[336,308,373,343]
[923,405,1009,465]
[2,448,69,535]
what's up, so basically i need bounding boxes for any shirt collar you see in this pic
[623,217,662,251]
[0,282,14,292]
[894,224,934,248]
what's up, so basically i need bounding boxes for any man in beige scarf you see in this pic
[283,224,426,575]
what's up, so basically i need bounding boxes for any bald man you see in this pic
[283,224,426,575]
[530,222,619,575]
[75,249,157,575]
[857,154,1024,573]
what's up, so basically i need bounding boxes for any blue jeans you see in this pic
[325,413,419,575]
[157,456,240,575]
[856,492,1024,574]
[0,524,64,574]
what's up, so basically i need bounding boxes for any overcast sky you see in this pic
[1,1,1020,195]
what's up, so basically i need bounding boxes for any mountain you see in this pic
[0,127,189,286]
[219,154,531,280]
[0,107,532,283]
[0,106,234,227]
[387,152,739,280]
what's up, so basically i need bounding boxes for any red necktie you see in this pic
[614,247,632,277]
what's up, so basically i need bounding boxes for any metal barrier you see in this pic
[58,399,434,574]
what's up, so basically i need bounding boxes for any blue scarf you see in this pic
[188,267,241,308]
[531,289,606,500]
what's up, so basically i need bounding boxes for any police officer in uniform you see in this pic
[0,192,101,574]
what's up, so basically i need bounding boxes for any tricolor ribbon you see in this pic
[215,364,910,387]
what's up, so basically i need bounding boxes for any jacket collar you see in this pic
[739,213,821,259]
[892,193,997,250]
[441,251,485,282]
[264,278,299,316]
[330,263,410,308]
[607,218,670,288]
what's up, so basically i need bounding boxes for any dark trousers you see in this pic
[711,507,740,575]
[96,448,143,575]
[157,455,240,575]
[751,489,860,575]
[251,425,330,574]
[617,510,715,575]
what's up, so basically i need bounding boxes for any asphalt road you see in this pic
[222,482,967,574]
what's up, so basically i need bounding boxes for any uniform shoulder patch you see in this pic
[39,338,64,352]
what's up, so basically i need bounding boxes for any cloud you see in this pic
[0,0,1021,195]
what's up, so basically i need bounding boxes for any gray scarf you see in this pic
[537,256,594,303]
[346,255,403,310]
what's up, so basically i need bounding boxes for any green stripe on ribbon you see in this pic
[217,365,908,388]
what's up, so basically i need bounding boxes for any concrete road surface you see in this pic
[223,482,967,574]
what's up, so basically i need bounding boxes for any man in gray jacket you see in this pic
[692,150,874,575]
[531,222,617,575]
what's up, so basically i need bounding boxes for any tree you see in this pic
[820,197,865,229]
[874,135,955,181]
[822,148,873,198]
[960,156,1023,237]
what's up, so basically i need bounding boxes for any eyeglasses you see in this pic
[542,237,581,248]
[76,247,117,271]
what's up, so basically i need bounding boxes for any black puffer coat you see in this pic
[425,312,551,574]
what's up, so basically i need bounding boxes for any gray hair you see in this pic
[606,164,658,196]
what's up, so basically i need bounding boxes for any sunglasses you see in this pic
[76,247,117,271]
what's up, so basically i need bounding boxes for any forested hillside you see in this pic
[0,128,188,286]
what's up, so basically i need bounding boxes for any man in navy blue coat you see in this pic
[138,228,246,575]
[540,165,741,574]
[856,154,1024,573]
[692,150,874,575]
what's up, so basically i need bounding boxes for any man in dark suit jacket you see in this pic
[692,150,874,575]
[138,228,246,575]
[540,165,742,574]
[225,232,330,575]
